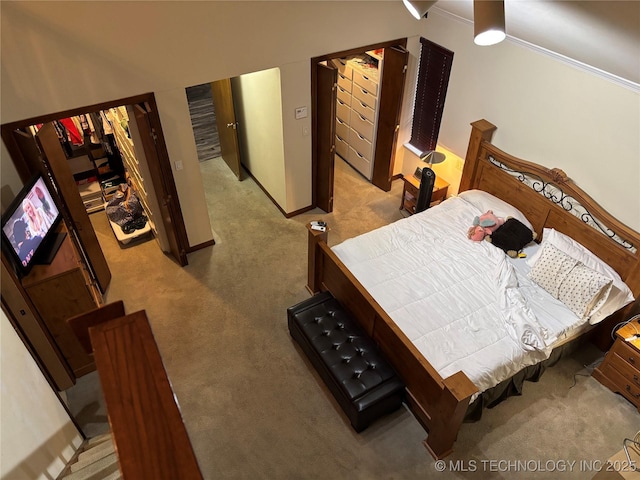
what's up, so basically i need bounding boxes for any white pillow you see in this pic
[527,228,634,324]
[458,190,533,231]
[528,243,613,320]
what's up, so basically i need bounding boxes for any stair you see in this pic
[57,433,121,480]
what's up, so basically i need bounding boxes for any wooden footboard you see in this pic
[306,225,478,459]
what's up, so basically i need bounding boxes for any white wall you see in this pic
[0,311,82,479]
[0,1,425,247]
[232,68,287,209]
[280,61,313,213]
[1,1,638,239]
[420,10,640,230]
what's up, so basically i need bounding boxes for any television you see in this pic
[1,174,65,277]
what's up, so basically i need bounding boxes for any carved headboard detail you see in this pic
[460,119,640,296]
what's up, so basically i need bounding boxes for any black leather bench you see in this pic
[287,292,404,432]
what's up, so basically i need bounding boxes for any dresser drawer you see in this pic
[611,338,640,368]
[352,84,377,108]
[353,69,378,95]
[599,362,640,407]
[336,116,350,140]
[337,85,351,106]
[348,146,373,180]
[608,350,640,389]
[349,128,373,160]
[351,97,376,123]
[350,112,374,142]
[337,72,352,93]
[336,99,351,124]
[335,134,349,159]
[331,58,353,78]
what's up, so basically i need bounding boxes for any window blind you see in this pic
[408,38,454,153]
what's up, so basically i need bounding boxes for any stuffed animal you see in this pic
[467,210,504,241]
[486,217,537,257]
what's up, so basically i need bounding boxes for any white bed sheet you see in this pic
[331,196,585,397]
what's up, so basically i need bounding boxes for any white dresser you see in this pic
[332,51,382,181]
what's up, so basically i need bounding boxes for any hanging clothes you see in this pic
[59,117,83,145]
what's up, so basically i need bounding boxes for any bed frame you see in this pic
[306,119,640,459]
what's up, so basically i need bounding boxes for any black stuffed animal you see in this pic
[486,217,536,258]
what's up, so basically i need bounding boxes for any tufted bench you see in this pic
[287,292,404,432]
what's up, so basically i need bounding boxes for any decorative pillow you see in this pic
[458,190,533,231]
[487,217,535,257]
[526,228,634,324]
[529,243,613,319]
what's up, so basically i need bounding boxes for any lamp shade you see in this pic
[420,150,446,165]
[402,0,437,20]
[474,0,506,46]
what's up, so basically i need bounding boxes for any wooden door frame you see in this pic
[310,38,407,210]
[0,92,191,264]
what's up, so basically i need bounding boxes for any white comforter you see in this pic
[331,196,581,396]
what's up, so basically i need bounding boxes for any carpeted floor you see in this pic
[66,157,640,479]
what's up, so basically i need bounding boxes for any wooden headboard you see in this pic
[459,119,640,298]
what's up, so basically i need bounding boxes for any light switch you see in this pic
[175,160,184,171]
[295,106,308,119]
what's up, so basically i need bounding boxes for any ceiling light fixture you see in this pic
[402,0,437,20]
[473,0,506,46]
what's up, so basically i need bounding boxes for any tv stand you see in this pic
[35,231,67,265]
[21,229,102,378]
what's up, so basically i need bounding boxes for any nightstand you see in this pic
[400,175,449,215]
[593,318,640,412]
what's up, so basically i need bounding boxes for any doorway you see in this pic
[1,93,189,278]
[185,69,288,220]
[311,38,409,213]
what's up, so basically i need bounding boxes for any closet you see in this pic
[332,50,383,181]
[312,40,408,213]
[29,107,155,246]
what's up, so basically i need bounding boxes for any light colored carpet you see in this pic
[66,157,639,479]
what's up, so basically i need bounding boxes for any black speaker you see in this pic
[415,167,435,214]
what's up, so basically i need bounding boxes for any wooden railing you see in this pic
[68,302,203,479]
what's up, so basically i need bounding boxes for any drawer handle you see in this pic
[626,385,640,398]
[629,356,636,365]
[356,151,364,159]
[356,133,364,140]
[359,101,367,108]
[634,374,639,384]
[358,114,366,121]
[362,75,369,80]
[361,88,369,94]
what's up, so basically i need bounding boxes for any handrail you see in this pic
[68,304,203,479]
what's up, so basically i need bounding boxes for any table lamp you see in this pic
[414,151,446,213]
[414,150,446,179]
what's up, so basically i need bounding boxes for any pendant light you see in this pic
[473,0,506,46]
[402,0,437,19]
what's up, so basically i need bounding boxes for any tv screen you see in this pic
[1,175,63,276]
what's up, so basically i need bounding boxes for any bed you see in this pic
[306,119,640,459]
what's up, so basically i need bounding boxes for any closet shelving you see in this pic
[108,107,153,229]
[332,50,382,181]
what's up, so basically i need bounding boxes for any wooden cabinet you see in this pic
[593,319,640,411]
[400,175,449,215]
[21,230,102,377]
[332,52,381,180]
